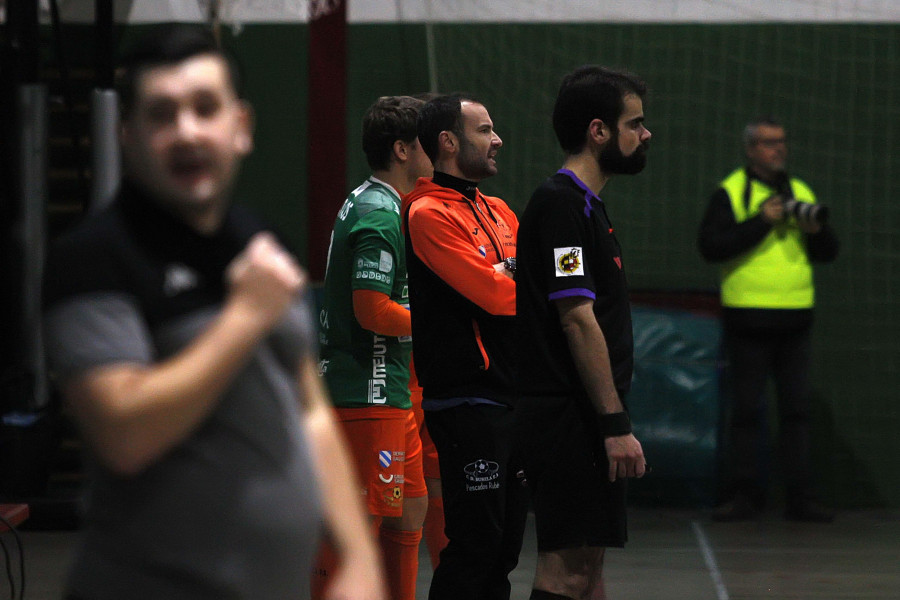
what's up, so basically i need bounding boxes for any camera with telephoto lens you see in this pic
[782,197,828,226]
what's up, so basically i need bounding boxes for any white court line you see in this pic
[691,520,730,600]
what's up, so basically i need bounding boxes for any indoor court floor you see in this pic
[13,507,900,599]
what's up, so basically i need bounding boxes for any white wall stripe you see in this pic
[43,0,900,25]
[351,0,900,24]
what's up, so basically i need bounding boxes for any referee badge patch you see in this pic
[554,247,584,277]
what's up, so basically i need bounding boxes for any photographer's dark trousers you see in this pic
[721,308,815,508]
[424,403,529,600]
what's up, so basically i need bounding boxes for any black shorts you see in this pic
[516,394,627,551]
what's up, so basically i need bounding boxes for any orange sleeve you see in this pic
[407,201,515,316]
[352,289,412,337]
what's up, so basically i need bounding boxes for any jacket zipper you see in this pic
[467,195,506,261]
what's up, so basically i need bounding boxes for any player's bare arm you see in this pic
[298,356,388,600]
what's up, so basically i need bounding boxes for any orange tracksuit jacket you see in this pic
[401,177,518,404]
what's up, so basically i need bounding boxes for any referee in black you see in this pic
[514,66,651,600]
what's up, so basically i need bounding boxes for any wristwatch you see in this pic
[503,256,517,272]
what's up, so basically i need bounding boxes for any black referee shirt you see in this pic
[515,169,634,400]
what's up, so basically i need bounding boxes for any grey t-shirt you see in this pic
[43,187,323,599]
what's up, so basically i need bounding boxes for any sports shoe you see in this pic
[712,494,759,522]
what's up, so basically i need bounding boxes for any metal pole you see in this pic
[95,0,115,89]
[91,0,119,212]
[90,89,120,212]
[424,0,438,93]
[18,84,49,411]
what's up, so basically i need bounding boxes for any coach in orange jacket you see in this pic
[401,94,527,600]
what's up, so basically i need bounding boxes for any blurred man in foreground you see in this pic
[43,25,384,599]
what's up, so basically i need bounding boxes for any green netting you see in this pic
[409,23,900,508]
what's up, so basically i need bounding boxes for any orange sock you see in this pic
[379,527,422,600]
[423,495,448,569]
[310,538,338,600]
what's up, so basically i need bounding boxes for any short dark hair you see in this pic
[417,93,478,164]
[361,96,425,171]
[117,24,243,118]
[410,91,440,103]
[743,116,784,147]
[552,65,647,154]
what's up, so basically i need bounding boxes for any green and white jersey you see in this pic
[319,177,412,409]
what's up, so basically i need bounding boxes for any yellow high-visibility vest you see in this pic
[719,168,817,309]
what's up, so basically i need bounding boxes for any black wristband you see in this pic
[598,411,632,437]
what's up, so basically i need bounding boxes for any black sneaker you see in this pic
[785,501,835,523]
[712,494,759,522]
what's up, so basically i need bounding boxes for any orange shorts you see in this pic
[409,380,440,480]
[336,406,426,517]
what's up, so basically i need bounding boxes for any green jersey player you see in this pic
[312,96,434,600]
[320,177,412,408]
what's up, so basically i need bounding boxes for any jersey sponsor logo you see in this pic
[318,309,330,346]
[163,263,199,296]
[338,199,354,221]
[464,459,500,492]
[356,270,390,283]
[478,245,487,257]
[554,247,584,277]
[378,250,393,273]
[379,450,392,468]
[382,486,403,508]
[378,473,405,485]
[368,335,388,404]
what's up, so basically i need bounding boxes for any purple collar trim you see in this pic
[557,168,601,217]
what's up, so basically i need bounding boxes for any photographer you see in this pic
[698,117,839,523]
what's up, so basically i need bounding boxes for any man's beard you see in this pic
[457,135,496,181]
[598,133,648,175]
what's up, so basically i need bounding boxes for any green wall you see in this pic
[56,21,900,508]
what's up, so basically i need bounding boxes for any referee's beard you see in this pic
[599,131,648,175]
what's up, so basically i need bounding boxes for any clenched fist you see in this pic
[226,232,307,330]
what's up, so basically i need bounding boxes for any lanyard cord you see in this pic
[465,194,506,261]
